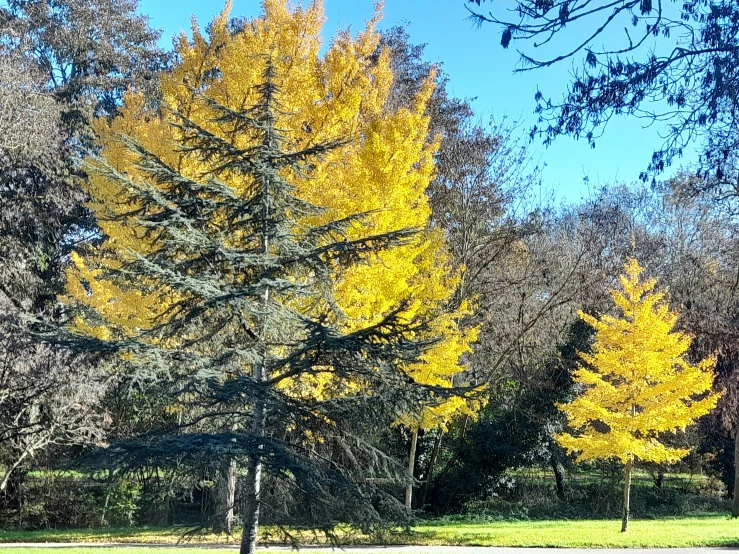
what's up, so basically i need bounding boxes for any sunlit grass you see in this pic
[0,515,737,549]
[0,526,232,545]
[0,550,238,554]
[409,515,739,547]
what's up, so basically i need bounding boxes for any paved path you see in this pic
[0,545,735,552]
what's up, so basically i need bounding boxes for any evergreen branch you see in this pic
[298,227,420,267]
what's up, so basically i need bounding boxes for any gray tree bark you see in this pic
[240,449,263,554]
[213,459,237,534]
[621,457,633,533]
[550,454,566,501]
[404,427,419,509]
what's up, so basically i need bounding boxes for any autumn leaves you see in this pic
[556,258,719,530]
[60,0,721,538]
[62,2,477,549]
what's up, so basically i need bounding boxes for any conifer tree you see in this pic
[556,258,720,532]
[65,0,478,523]
[62,62,453,553]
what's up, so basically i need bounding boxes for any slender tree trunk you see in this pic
[655,468,664,489]
[100,491,110,527]
[420,429,443,508]
[240,166,270,554]
[241,354,267,554]
[213,458,237,534]
[405,427,419,509]
[241,374,266,554]
[100,471,113,526]
[550,454,566,501]
[621,457,633,533]
[240,448,263,554]
[732,422,739,517]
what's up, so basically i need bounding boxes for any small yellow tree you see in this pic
[556,257,720,532]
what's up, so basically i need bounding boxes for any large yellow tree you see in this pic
[65,0,476,524]
[556,257,720,532]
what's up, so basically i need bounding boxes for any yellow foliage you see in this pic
[555,257,720,464]
[64,0,476,430]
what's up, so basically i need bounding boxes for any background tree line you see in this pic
[0,0,738,543]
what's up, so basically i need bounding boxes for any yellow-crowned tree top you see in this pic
[556,257,720,464]
[64,0,478,431]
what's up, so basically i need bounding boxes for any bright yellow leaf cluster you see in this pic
[64,0,477,429]
[555,257,720,464]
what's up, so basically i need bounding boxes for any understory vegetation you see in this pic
[0,465,728,530]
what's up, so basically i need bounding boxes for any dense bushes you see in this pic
[459,467,728,521]
[0,459,727,530]
[0,470,206,529]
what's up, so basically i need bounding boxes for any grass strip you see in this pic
[0,550,237,554]
[0,516,737,548]
[411,516,739,547]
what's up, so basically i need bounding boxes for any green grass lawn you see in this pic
[0,550,238,554]
[0,515,737,549]
[0,526,226,545]
[412,515,739,547]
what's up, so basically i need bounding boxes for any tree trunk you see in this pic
[240,355,266,554]
[655,468,664,489]
[240,452,263,554]
[241,387,265,554]
[404,427,419,509]
[732,422,739,517]
[213,458,237,534]
[241,184,270,554]
[420,429,443,508]
[550,453,566,501]
[621,457,633,532]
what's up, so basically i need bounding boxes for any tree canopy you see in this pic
[557,257,719,463]
[466,0,739,181]
[2,0,738,537]
[67,0,477,431]
[556,257,720,530]
[57,0,485,547]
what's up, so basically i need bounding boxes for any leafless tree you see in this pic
[0,0,164,499]
[466,0,739,181]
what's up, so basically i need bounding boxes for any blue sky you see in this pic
[138,0,694,203]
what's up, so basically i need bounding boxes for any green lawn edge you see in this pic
[0,516,737,548]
